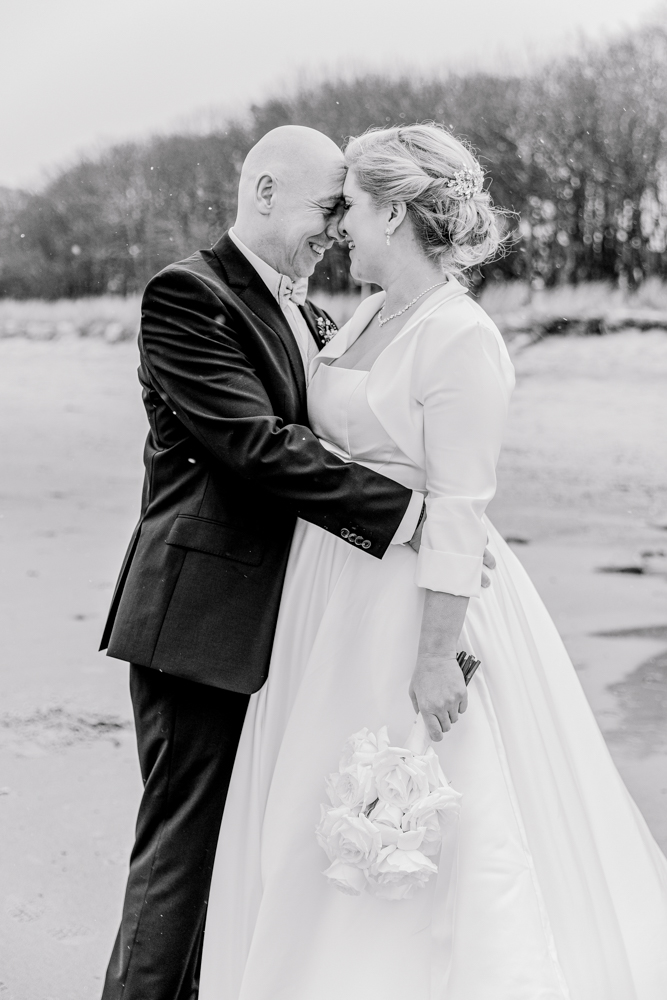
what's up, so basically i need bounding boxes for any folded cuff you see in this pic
[415,546,482,597]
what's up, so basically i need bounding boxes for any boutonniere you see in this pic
[316,315,338,345]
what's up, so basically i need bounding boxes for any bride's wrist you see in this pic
[416,650,459,666]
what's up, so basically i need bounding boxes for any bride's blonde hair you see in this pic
[344,123,506,276]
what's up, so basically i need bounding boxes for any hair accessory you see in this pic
[444,165,484,200]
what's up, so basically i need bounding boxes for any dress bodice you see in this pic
[308,363,419,487]
[308,364,391,463]
[307,283,514,597]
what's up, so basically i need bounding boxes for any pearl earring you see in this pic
[385,228,391,246]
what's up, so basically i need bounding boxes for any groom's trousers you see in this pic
[101,664,249,1000]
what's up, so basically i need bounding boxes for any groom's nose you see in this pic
[325,205,346,243]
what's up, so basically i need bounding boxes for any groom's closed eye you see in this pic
[320,202,343,220]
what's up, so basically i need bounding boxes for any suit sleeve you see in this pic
[414,319,514,596]
[139,267,413,557]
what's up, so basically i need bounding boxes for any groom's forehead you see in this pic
[305,161,346,203]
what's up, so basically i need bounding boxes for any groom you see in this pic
[99,126,428,1000]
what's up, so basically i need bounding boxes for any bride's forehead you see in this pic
[342,170,360,195]
[342,170,368,201]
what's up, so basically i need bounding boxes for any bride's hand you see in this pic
[409,653,468,742]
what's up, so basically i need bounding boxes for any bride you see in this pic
[199,124,667,999]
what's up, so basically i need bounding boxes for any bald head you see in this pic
[239,125,344,197]
[233,126,346,279]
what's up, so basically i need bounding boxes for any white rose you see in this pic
[401,807,442,857]
[368,845,438,900]
[403,787,461,857]
[315,804,351,854]
[367,799,417,847]
[326,764,376,811]
[424,784,462,812]
[326,812,382,869]
[372,749,431,810]
[368,799,403,829]
[377,827,427,850]
[322,860,368,896]
[419,746,449,791]
[339,727,389,771]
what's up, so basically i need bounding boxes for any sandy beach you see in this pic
[1,329,666,999]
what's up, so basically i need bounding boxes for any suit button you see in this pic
[347,533,357,543]
[362,539,371,550]
[187,457,196,464]
[340,529,350,539]
[354,536,364,546]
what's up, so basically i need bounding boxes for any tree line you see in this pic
[1,21,666,299]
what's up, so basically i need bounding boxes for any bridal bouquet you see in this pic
[316,714,461,901]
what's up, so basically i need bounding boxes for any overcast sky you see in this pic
[0,0,662,189]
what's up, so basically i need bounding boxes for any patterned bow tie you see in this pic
[278,275,308,308]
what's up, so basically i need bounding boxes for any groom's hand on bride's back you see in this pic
[407,516,425,554]
[481,546,496,588]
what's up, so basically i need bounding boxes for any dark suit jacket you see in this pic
[100,233,414,693]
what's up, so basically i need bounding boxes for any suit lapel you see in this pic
[241,277,307,406]
[209,233,307,406]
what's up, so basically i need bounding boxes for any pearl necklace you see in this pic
[377,281,447,327]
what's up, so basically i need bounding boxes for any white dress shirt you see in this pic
[227,228,424,546]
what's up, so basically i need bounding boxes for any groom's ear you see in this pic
[255,173,277,215]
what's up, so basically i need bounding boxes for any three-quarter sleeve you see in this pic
[415,318,514,596]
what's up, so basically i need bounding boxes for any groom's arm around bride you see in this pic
[101,234,418,691]
[100,227,420,696]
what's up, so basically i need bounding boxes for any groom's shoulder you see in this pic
[141,246,245,320]
[148,248,228,294]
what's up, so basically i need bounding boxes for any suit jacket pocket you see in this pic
[165,514,265,566]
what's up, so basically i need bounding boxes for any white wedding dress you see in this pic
[199,287,667,1000]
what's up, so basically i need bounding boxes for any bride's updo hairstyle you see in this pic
[345,123,505,276]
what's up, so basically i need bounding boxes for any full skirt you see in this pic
[199,518,667,1000]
